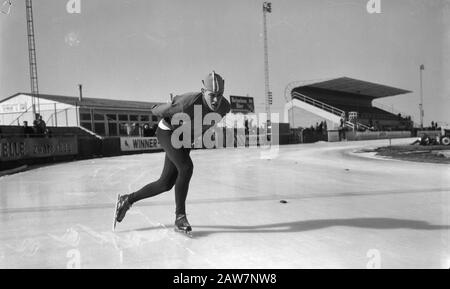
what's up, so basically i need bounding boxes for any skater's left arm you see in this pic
[219,97,231,118]
[210,97,231,128]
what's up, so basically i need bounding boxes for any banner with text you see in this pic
[0,136,78,162]
[120,137,161,152]
[230,95,255,114]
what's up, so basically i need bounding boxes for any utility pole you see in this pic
[25,0,40,118]
[419,64,425,129]
[262,2,272,140]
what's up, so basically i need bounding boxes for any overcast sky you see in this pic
[1,0,448,125]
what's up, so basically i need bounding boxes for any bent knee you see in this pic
[162,182,176,192]
[178,163,193,176]
[156,178,176,192]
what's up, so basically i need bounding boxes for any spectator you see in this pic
[143,123,156,137]
[32,114,39,131]
[23,121,34,137]
[244,119,249,135]
[130,123,141,136]
[33,114,46,136]
[40,115,46,130]
[126,123,132,136]
[45,128,52,138]
[143,123,150,137]
[248,119,256,134]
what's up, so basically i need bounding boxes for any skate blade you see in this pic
[112,194,121,232]
[174,228,193,238]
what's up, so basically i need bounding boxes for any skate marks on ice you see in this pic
[49,223,168,251]
[4,238,41,258]
[0,238,41,267]
[43,220,184,267]
[117,209,211,264]
[48,209,199,259]
[3,221,169,268]
[126,210,197,254]
[122,209,213,266]
[48,227,81,248]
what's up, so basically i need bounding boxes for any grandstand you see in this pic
[285,77,414,136]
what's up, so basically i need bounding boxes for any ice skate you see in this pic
[174,214,193,237]
[112,193,132,231]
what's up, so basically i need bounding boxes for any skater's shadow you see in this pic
[132,218,450,238]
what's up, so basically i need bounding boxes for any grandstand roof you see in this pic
[1,93,162,110]
[293,77,412,99]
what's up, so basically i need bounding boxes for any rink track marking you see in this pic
[1,187,449,214]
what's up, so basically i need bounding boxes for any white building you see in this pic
[0,93,162,137]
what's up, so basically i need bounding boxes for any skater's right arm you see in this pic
[151,93,199,118]
[151,95,184,118]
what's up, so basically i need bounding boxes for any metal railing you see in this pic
[2,106,79,128]
[292,92,376,131]
[292,92,345,117]
[8,105,33,125]
[356,122,371,130]
[345,121,354,130]
[77,125,103,139]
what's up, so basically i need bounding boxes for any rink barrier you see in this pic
[0,135,79,171]
[0,125,292,172]
[345,130,411,141]
[0,136,78,162]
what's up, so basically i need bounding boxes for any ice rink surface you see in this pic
[0,138,449,268]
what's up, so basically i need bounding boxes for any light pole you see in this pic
[419,64,425,129]
[26,0,40,118]
[262,2,272,139]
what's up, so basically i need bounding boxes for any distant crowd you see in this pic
[302,121,328,142]
[128,123,158,137]
[424,121,442,131]
[0,113,50,138]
